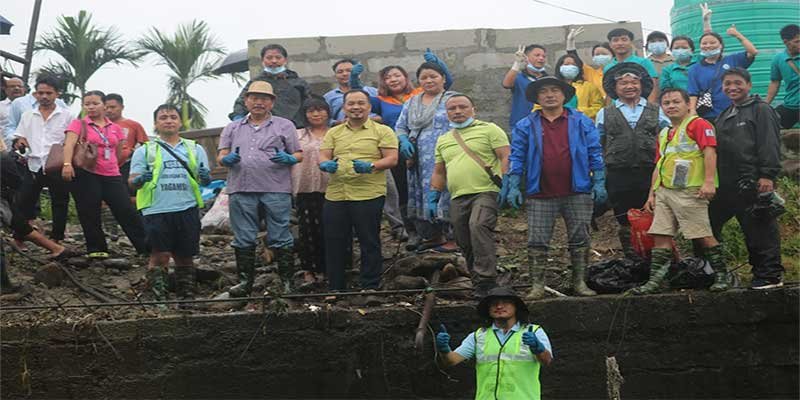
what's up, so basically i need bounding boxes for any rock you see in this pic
[252,272,279,291]
[195,267,222,283]
[33,263,65,288]
[66,257,90,268]
[439,276,473,299]
[204,291,246,312]
[439,264,459,282]
[222,261,237,273]
[782,129,800,153]
[203,234,233,243]
[782,159,800,178]
[389,275,428,290]
[101,258,133,270]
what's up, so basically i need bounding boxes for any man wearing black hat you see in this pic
[596,63,670,261]
[436,287,553,400]
[500,76,605,300]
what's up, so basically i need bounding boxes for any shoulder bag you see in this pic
[44,120,98,175]
[450,129,503,188]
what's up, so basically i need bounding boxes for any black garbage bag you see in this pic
[586,258,650,294]
[666,257,714,289]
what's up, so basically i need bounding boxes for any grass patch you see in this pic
[37,192,80,224]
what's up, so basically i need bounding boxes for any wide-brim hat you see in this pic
[525,76,576,105]
[245,80,276,98]
[603,62,653,100]
[477,286,530,321]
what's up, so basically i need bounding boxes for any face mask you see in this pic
[700,48,721,59]
[672,48,693,62]
[647,41,668,56]
[449,117,474,129]
[264,65,287,74]
[527,63,546,73]
[592,54,612,66]
[559,65,580,80]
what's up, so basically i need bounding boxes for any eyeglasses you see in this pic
[614,72,642,81]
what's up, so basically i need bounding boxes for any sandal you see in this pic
[87,251,110,259]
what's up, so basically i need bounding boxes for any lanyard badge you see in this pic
[91,125,112,160]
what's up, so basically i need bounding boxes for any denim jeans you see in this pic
[229,192,293,249]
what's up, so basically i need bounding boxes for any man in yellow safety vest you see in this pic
[436,286,553,400]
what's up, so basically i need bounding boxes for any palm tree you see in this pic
[34,10,140,104]
[136,20,225,130]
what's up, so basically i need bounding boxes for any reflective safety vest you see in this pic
[136,139,204,211]
[654,115,717,189]
[475,324,542,400]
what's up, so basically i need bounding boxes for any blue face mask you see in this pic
[647,41,668,56]
[264,65,287,74]
[527,63,546,73]
[449,117,474,129]
[672,48,693,63]
[559,65,580,80]
[700,48,721,59]
[592,54,612,67]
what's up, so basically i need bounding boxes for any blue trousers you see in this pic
[229,192,293,249]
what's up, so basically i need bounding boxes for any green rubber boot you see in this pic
[705,245,730,292]
[525,249,547,301]
[174,266,196,300]
[570,247,597,297]
[229,246,256,298]
[146,267,168,309]
[274,247,296,293]
[631,248,672,295]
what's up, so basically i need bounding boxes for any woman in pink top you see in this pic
[62,90,148,259]
[292,98,332,280]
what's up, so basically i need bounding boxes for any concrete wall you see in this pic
[246,22,644,132]
[2,288,798,398]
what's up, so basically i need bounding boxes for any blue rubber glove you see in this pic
[349,63,365,89]
[221,152,241,167]
[352,160,374,174]
[426,190,441,220]
[505,174,523,210]
[591,169,608,206]
[198,163,212,186]
[423,48,453,90]
[132,171,153,187]
[319,160,338,173]
[270,150,298,165]
[397,135,415,159]
[497,174,512,206]
[436,324,452,353]
[522,327,545,355]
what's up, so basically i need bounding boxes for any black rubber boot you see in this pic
[174,266,196,300]
[146,267,169,310]
[274,247,296,293]
[229,246,256,298]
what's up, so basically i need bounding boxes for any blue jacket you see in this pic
[509,108,604,196]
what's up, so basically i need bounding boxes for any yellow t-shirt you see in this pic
[434,120,509,199]
[582,64,606,98]
[320,119,399,201]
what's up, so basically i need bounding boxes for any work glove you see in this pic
[566,26,585,51]
[426,190,441,221]
[319,160,339,173]
[270,150,299,165]
[352,160,374,174]
[512,45,527,71]
[503,174,523,210]
[398,135,415,159]
[591,169,608,206]
[221,152,241,167]
[349,63,365,90]
[436,324,452,353]
[198,163,212,186]
[132,171,153,187]
[522,326,545,355]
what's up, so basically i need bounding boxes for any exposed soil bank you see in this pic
[2,287,798,399]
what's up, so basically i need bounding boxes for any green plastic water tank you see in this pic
[671,0,799,100]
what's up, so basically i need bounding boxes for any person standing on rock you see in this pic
[318,89,398,291]
[595,62,670,262]
[766,24,800,129]
[218,81,303,297]
[323,59,379,124]
[502,76,605,300]
[436,286,553,400]
[429,94,509,297]
[711,68,784,290]
[604,28,659,103]
[632,88,728,294]
[129,104,211,302]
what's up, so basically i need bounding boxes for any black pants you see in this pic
[776,105,799,130]
[709,188,784,280]
[17,168,71,240]
[71,169,148,254]
[323,196,384,291]
[607,168,651,226]
[296,192,325,273]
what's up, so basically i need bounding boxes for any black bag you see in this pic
[586,258,650,294]
[666,257,715,289]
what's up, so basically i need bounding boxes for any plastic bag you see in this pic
[627,209,656,259]
[201,189,230,232]
[586,258,650,294]
[666,257,714,289]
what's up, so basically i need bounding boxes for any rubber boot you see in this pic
[229,246,256,298]
[617,225,642,262]
[525,249,547,301]
[174,266,196,300]
[146,267,168,309]
[570,247,597,296]
[705,245,730,292]
[274,247,296,293]
[631,248,672,295]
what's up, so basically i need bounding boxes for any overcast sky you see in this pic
[2,0,673,129]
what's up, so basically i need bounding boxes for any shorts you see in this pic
[142,207,201,257]
[648,187,713,240]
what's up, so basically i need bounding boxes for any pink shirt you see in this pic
[66,116,125,176]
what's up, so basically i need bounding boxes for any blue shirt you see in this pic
[595,97,671,137]
[603,54,658,78]
[687,51,753,118]
[770,49,800,109]
[454,322,553,360]
[324,86,378,122]
[130,138,209,216]
[509,72,543,128]
[4,93,68,143]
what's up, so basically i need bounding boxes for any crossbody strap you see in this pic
[450,129,503,188]
[155,140,197,181]
[787,59,800,76]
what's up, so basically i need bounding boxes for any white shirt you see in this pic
[13,105,75,173]
[0,99,11,144]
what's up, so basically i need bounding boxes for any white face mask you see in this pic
[527,63,546,73]
[559,65,580,80]
[264,65,287,74]
[592,54,612,67]
[449,117,475,129]
[672,48,693,63]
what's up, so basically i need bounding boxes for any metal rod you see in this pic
[22,0,43,83]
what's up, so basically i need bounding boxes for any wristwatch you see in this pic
[63,162,72,166]
[370,162,375,171]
